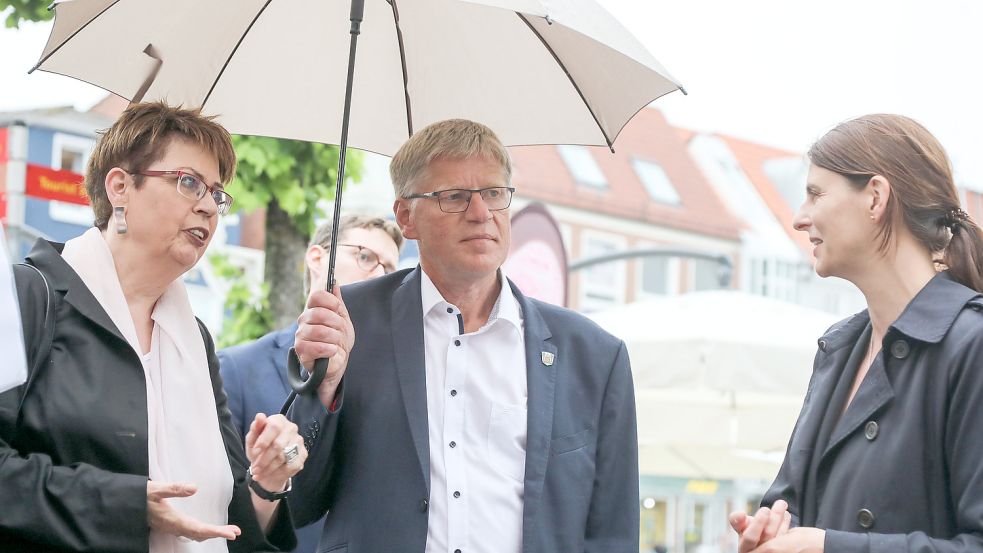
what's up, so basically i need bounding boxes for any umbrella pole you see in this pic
[282,0,366,407]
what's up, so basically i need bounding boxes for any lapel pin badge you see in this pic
[541,351,555,366]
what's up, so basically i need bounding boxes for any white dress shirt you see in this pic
[420,269,527,553]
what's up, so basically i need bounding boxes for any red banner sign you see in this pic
[25,164,88,205]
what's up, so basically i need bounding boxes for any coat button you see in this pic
[857,508,875,529]
[890,339,910,359]
[864,421,879,441]
[419,499,429,512]
[818,339,828,352]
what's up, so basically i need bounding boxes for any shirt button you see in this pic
[455,550,462,553]
[454,339,461,346]
[419,499,429,512]
[450,389,457,397]
[857,508,875,529]
[446,307,454,314]
[453,491,461,498]
[449,441,457,448]
[890,339,910,359]
[864,421,879,441]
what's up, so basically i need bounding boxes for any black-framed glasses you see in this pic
[126,169,235,215]
[339,243,396,274]
[404,186,515,213]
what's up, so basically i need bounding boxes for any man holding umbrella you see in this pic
[289,119,639,553]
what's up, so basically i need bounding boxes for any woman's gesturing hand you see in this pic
[147,481,242,541]
[729,499,792,553]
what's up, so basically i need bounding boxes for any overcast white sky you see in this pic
[2,0,981,185]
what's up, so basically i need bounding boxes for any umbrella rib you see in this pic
[29,0,125,74]
[389,0,414,137]
[515,13,613,152]
[202,0,276,107]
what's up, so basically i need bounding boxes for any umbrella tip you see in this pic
[679,86,689,96]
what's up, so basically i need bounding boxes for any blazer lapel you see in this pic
[512,284,557,552]
[391,268,431,491]
[791,345,847,495]
[26,239,131,352]
[821,356,895,462]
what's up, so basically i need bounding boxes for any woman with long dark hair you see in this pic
[731,114,983,552]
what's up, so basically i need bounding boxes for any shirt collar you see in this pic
[420,267,523,332]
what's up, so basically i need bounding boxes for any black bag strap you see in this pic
[14,262,57,408]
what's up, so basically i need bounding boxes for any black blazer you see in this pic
[763,271,983,552]
[0,239,295,553]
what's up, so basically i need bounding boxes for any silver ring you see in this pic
[283,444,300,464]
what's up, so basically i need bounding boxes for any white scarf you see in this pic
[62,228,233,553]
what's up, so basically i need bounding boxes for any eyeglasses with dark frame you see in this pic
[339,243,396,274]
[403,186,515,213]
[125,169,235,215]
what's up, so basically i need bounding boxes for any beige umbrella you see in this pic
[635,389,802,480]
[32,0,684,155]
[33,0,685,396]
[590,291,839,480]
[589,290,839,396]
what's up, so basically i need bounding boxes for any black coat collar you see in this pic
[818,271,980,352]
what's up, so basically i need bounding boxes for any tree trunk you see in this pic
[264,197,307,330]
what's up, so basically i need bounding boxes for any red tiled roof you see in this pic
[717,134,813,258]
[509,108,743,241]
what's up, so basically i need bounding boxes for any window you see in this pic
[51,133,94,173]
[557,145,606,188]
[692,258,725,292]
[639,254,680,297]
[578,232,626,311]
[48,201,94,226]
[633,158,681,205]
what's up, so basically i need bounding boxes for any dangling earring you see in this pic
[114,206,128,235]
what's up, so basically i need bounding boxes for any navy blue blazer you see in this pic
[288,267,640,553]
[219,324,324,553]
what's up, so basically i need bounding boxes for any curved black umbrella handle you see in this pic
[286,348,328,395]
[279,350,328,415]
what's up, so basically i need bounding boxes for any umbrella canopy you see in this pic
[33,0,684,155]
[591,291,841,480]
[589,290,841,396]
[635,388,801,480]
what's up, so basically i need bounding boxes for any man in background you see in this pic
[219,214,402,553]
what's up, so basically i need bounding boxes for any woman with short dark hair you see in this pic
[2,101,305,552]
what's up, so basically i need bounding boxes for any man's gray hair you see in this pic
[389,119,512,198]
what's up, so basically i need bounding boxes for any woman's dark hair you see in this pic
[808,114,983,292]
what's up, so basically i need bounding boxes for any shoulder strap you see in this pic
[15,263,56,401]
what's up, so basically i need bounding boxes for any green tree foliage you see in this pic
[214,136,363,346]
[1,0,52,28]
